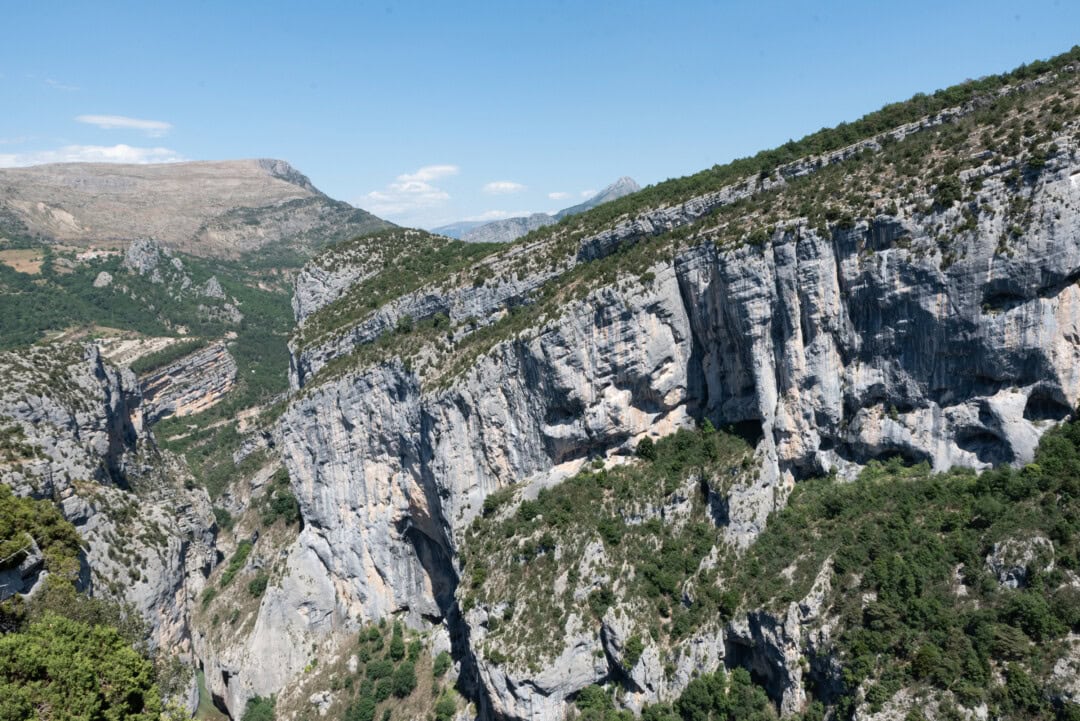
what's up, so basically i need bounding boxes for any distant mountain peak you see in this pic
[553,176,640,220]
[433,176,639,243]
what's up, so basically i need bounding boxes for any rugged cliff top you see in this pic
[0,158,390,258]
[291,47,1080,393]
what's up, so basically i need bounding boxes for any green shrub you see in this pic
[241,695,275,721]
[366,658,393,680]
[434,693,457,721]
[934,175,963,206]
[432,650,452,677]
[391,660,417,697]
[248,572,269,598]
[0,612,163,720]
[636,436,656,461]
[623,635,645,670]
[261,468,300,527]
[345,696,376,721]
[212,506,234,532]
[389,622,405,660]
[219,540,253,587]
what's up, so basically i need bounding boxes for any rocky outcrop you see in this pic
[141,342,238,422]
[0,343,214,654]
[725,562,841,716]
[0,159,390,257]
[0,536,44,602]
[290,226,573,383]
[116,238,246,325]
[985,536,1055,588]
[263,137,1080,718]
[202,276,226,299]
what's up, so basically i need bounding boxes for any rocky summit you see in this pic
[3,45,1080,721]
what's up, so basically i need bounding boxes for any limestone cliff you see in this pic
[0,342,214,679]
[230,63,1080,720]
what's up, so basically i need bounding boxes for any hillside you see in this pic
[0,158,391,259]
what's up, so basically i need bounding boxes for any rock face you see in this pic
[140,341,239,422]
[0,536,44,602]
[984,536,1055,588]
[0,343,214,653]
[255,126,1080,718]
[0,159,390,257]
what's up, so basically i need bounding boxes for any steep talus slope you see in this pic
[222,52,1080,719]
[0,158,390,257]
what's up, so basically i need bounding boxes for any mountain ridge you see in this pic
[0,158,391,258]
[431,176,640,243]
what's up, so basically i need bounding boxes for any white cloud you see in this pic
[44,78,79,91]
[482,180,526,195]
[0,144,186,167]
[548,191,571,201]
[580,189,596,198]
[364,164,459,219]
[76,114,173,137]
[399,164,459,182]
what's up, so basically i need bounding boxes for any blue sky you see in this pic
[2,1,1079,229]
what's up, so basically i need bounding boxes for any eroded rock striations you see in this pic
[141,341,238,422]
[240,86,1080,719]
[0,343,214,694]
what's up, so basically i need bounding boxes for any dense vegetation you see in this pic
[720,419,1080,719]
[237,619,461,721]
[465,412,1080,719]
[0,612,163,721]
[572,667,774,721]
[461,423,754,668]
[0,490,181,719]
[128,337,211,374]
[295,228,501,351]
[0,483,82,582]
[0,242,293,402]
